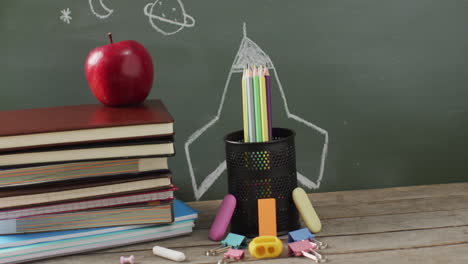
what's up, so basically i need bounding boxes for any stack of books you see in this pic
[0,100,197,263]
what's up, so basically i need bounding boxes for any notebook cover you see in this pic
[0,224,194,264]
[0,99,174,137]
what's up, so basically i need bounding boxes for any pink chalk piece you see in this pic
[223,248,245,260]
[120,255,135,264]
[209,194,237,241]
[288,241,316,257]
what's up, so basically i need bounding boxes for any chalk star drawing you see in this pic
[185,23,329,200]
[144,0,195,36]
[89,0,114,19]
[59,8,72,24]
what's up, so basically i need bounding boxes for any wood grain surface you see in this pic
[34,182,468,264]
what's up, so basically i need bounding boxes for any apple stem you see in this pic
[108,32,113,44]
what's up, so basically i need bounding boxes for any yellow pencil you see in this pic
[259,65,269,141]
[242,68,249,142]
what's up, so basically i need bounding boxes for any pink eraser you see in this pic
[209,194,236,241]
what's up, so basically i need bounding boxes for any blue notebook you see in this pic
[0,199,197,249]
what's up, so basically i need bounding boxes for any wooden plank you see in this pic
[190,184,468,229]
[188,182,468,210]
[303,182,468,206]
[320,208,468,236]
[34,240,468,264]
[317,244,468,264]
[31,183,468,263]
[96,195,468,252]
[98,219,468,254]
[321,226,468,254]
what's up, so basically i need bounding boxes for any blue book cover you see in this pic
[0,199,197,249]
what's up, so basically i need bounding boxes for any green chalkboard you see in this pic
[1,0,468,201]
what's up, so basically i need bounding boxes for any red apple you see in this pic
[85,33,154,106]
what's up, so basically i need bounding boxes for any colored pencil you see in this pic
[265,67,272,140]
[241,68,249,142]
[246,67,256,142]
[259,65,269,141]
[252,65,263,142]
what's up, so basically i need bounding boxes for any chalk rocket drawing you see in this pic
[59,8,72,24]
[185,23,329,200]
[89,0,114,19]
[143,0,195,35]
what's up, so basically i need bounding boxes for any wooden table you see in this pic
[36,183,468,264]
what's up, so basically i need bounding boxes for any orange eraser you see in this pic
[258,198,277,236]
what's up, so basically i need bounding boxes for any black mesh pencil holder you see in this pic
[225,128,300,237]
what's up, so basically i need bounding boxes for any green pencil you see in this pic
[252,65,263,142]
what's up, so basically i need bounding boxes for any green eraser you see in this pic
[292,187,322,233]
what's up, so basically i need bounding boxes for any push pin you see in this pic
[288,228,327,249]
[205,233,247,256]
[120,255,135,264]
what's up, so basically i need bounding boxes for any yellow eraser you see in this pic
[292,187,322,233]
[248,236,282,259]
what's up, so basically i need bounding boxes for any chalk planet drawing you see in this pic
[143,0,195,36]
[89,0,114,19]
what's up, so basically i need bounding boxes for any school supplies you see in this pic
[0,99,174,152]
[0,137,174,168]
[259,66,269,141]
[264,67,273,139]
[0,157,169,188]
[209,194,236,241]
[223,248,244,260]
[288,228,327,249]
[0,100,174,151]
[298,250,324,263]
[0,200,197,264]
[0,172,172,210]
[0,201,174,234]
[120,255,135,264]
[242,65,272,143]
[292,187,322,233]
[245,67,256,142]
[288,240,318,256]
[258,198,277,236]
[252,65,263,141]
[248,236,282,259]
[152,246,186,262]
[221,233,248,249]
[288,234,327,262]
[206,233,247,256]
[241,68,249,142]
[0,187,176,220]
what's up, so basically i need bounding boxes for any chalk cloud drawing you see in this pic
[143,0,195,35]
[89,0,114,19]
[60,8,72,24]
[185,23,329,200]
